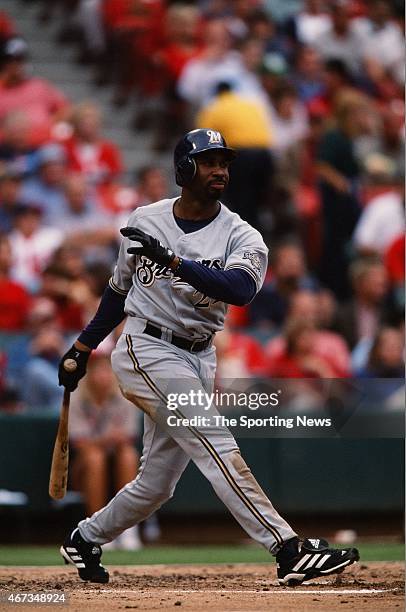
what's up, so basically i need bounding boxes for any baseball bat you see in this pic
[49,388,71,500]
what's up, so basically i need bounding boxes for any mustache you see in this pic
[208,178,227,185]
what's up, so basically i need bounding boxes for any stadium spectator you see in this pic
[353,188,405,256]
[232,37,270,102]
[9,204,63,292]
[69,353,142,549]
[334,256,389,349]
[317,90,370,298]
[299,97,326,187]
[39,247,119,340]
[249,239,318,330]
[147,3,202,148]
[380,108,405,177]
[313,1,362,76]
[47,173,117,263]
[215,320,267,378]
[22,327,64,413]
[223,0,264,37]
[266,290,351,378]
[267,319,342,378]
[352,0,404,87]
[20,143,67,222]
[134,165,168,208]
[0,110,37,176]
[39,261,87,333]
[104,0,166,107]
[285,0,331,46]
[196,81,273,228]
[270,84,308,153]
[364,107,405,182]
[291,46,325,104]
[311,58,354,117]
[115,165,169,229]
[177,19,241,109]
[260,181,300,242]
[49,173,99,228]
[0,37,69,146]
[0,233,31,331]
[354,324,404,406]
[75,0,106,65]
[247,9,290,61]
[26,296,57,334]
[63,102,123,187]
[0,164,24,233]
[294,99,326,266]
[259,50,290,101]
[355,326,404,378]
[52,243,87,282]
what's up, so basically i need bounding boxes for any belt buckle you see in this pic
[190,338,202,353]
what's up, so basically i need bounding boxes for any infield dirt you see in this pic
[0,562,403,611]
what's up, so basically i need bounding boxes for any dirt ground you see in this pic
[0,562,403,611]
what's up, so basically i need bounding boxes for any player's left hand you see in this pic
[120,227,176,267]
[58,345,90,391]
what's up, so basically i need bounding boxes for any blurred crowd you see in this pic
[0,0,404,418]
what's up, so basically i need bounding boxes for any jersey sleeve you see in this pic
[224,224,268,294]
[109,209,140,295]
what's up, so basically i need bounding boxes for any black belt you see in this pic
[143,322,213,353]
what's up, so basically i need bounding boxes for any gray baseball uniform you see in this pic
[78,198,296,553]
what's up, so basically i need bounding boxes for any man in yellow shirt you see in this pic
[196,82,274,229]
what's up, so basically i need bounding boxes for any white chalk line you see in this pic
[97,588,390,595]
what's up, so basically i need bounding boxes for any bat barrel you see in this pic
[49,389,70,500]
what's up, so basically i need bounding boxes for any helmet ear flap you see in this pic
[175,155,196,187]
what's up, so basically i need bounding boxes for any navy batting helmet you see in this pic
[174,129,236,187]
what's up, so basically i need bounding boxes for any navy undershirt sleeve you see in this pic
[78,285,126,349]
[176,259,256,306]
[173,213,256,304]
[77,259,256,349]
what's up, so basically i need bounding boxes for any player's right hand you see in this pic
[58,345,91,392]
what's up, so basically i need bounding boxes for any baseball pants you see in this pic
[78,319,296,554]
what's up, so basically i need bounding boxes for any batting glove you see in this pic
[58,345,90,392]
[120,227,176,268]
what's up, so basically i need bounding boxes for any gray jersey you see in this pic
[110,198,268,338]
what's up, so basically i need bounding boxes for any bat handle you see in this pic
[63,388,70,405]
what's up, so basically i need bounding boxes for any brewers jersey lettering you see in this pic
[110,198,268,337]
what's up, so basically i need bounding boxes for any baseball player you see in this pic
[58,129,359,586]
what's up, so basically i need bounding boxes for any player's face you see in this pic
[194,151,230,200]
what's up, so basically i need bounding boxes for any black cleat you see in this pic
[277,538,359,586]
[60,528,109,583]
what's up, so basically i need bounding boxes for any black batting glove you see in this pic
[120,227,176,268]
[58,345,90,392]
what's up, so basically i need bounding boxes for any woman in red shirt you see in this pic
[64,102,123,187]
[267,319,342,378]
[0,234,31,330]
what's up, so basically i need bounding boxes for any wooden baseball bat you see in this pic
[49,389,71,500]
